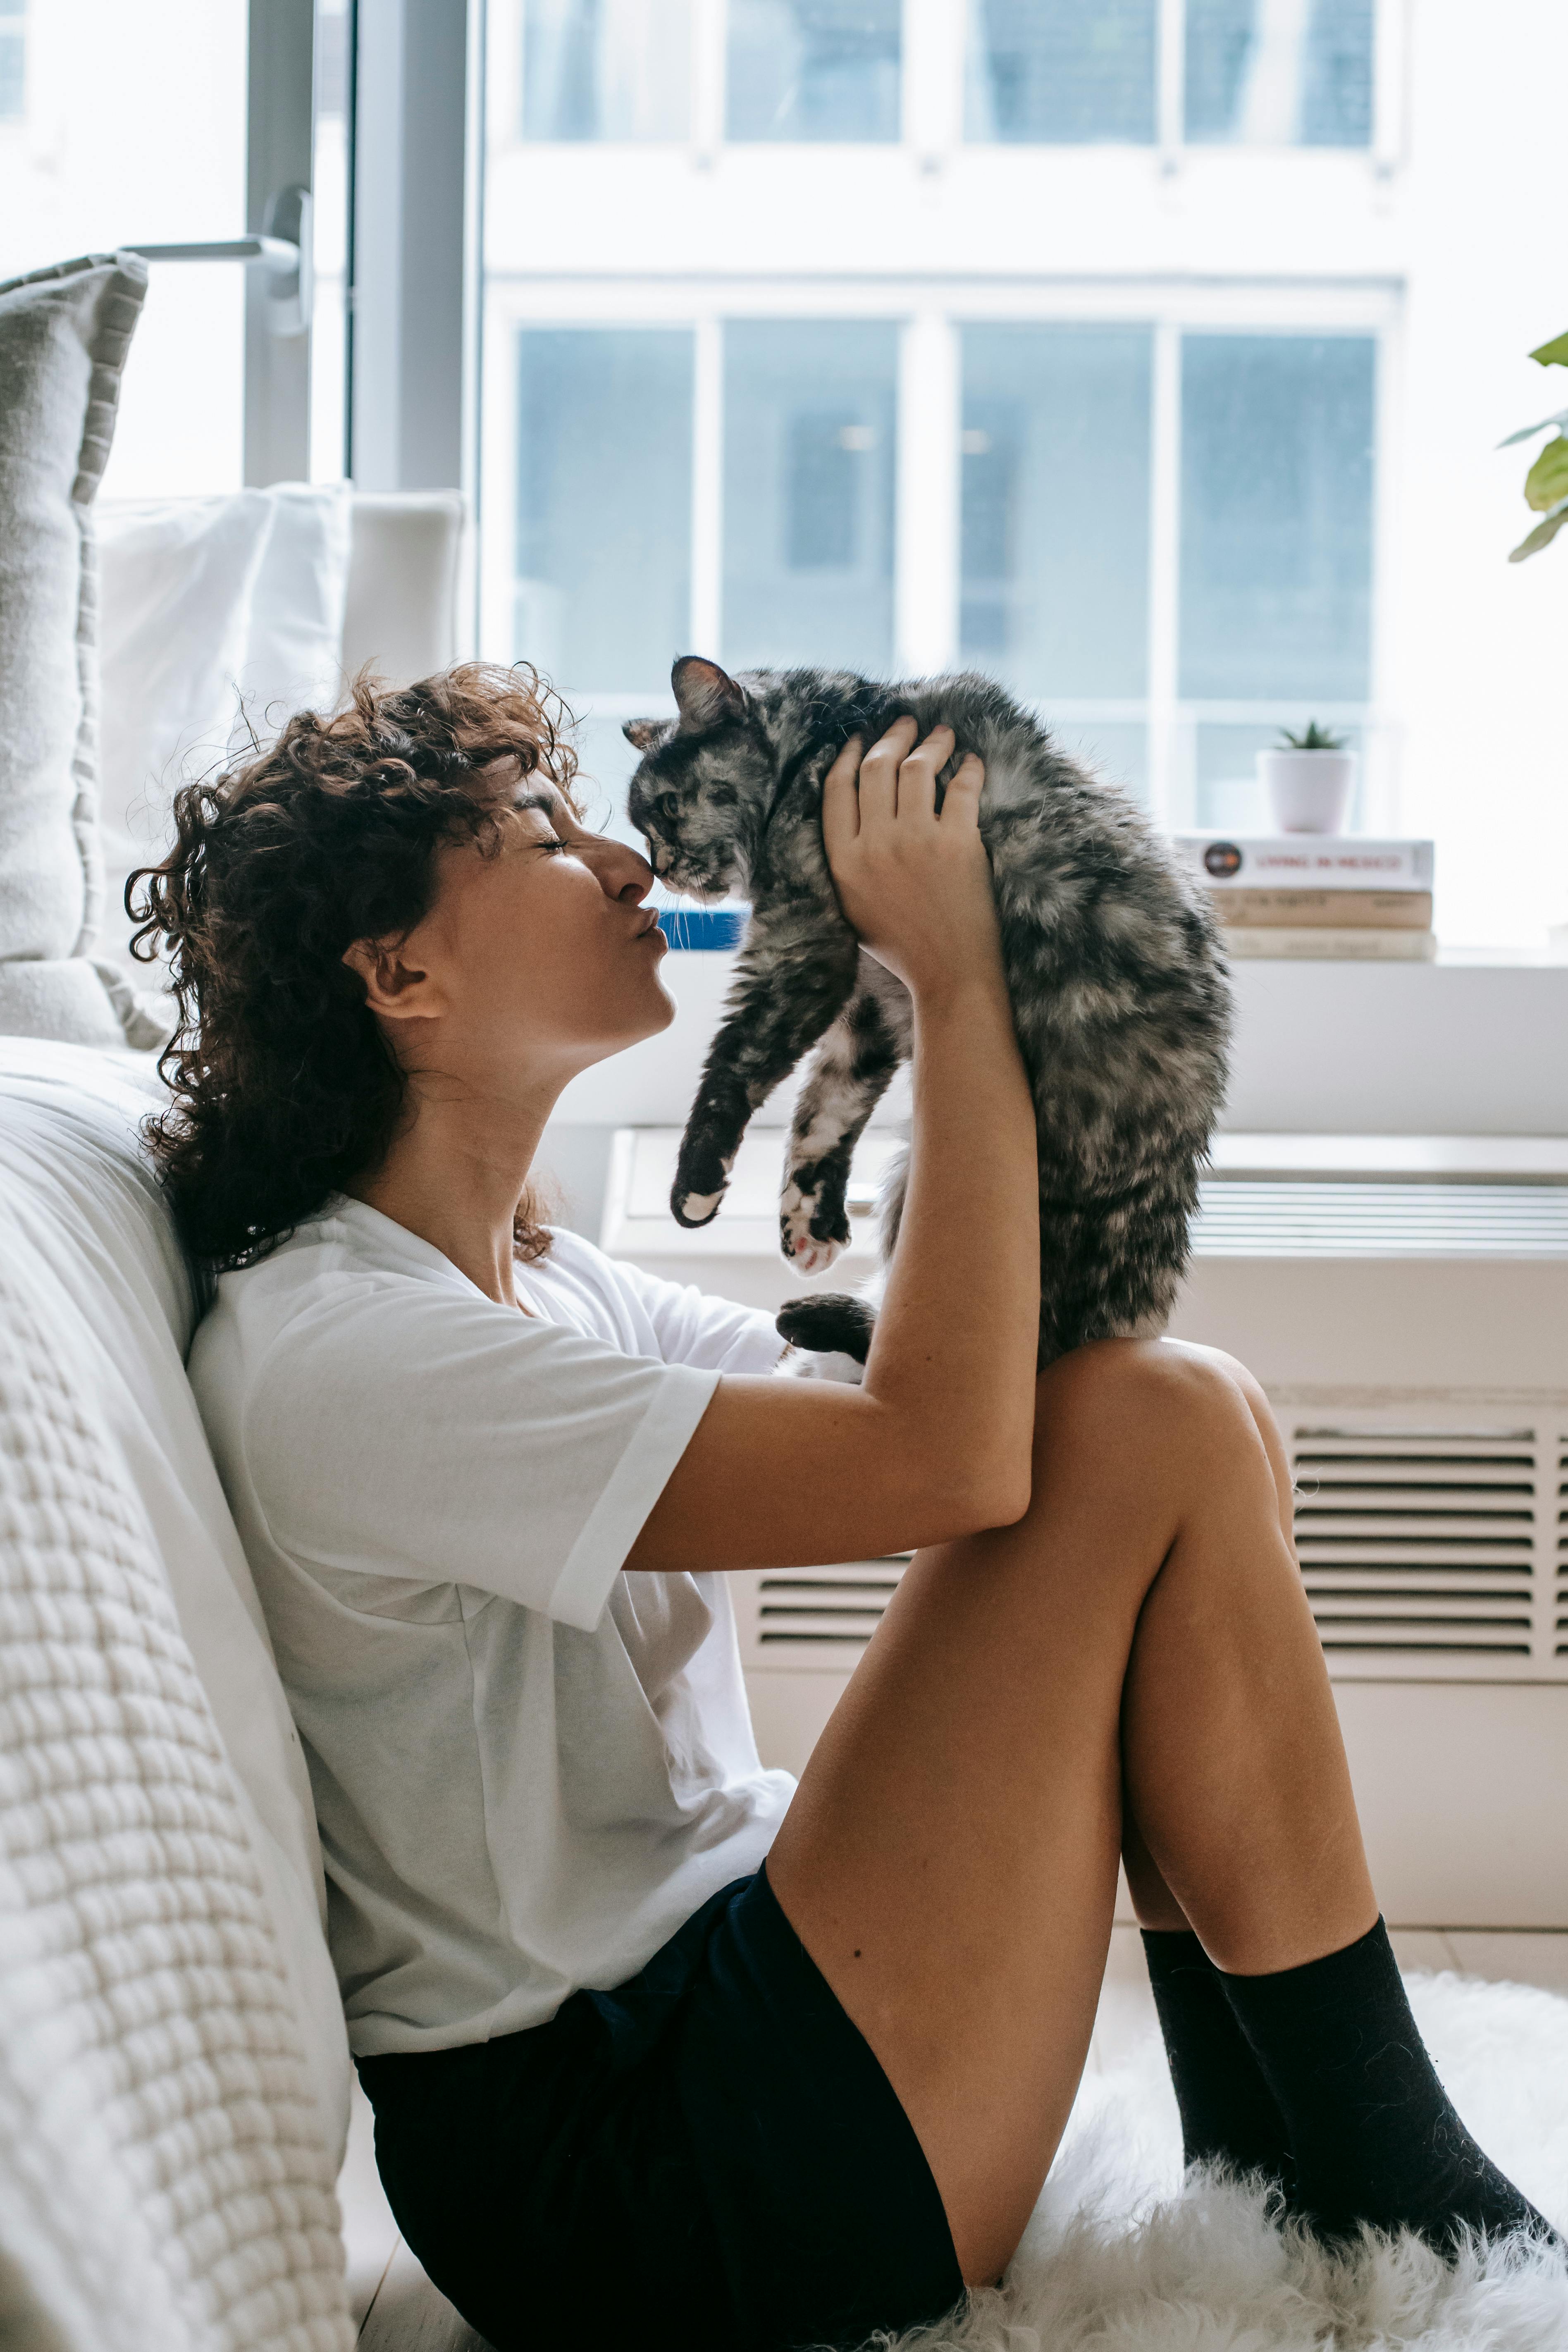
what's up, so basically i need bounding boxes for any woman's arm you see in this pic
[626,718,1040,1574]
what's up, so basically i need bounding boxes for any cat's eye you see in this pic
[658,793,679,822]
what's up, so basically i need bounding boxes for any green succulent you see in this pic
[1499,328,1568,563]
[1277,720,1347,751]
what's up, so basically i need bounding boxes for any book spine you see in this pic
[1223,929,1438,962]
[1175,838,1435,889]
[1213,891,1434,931]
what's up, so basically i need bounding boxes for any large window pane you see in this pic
[521,0,690,141]
[722,320,896,671]
[0,0,248,495]
[727,2,901,143]
[966,1,1156,145]
[961,325,1151,699]
[0,4,24,121]
[1179,334,1374,701]
[1185,0,1374,147]
[515,328,693,692]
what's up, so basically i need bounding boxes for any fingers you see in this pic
[895,723,953,823]
[821,735,864,860]
[856,715,916,831]
[939,751,986,830]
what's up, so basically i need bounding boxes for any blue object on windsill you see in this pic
[656,909,748,950]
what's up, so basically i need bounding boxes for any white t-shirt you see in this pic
[188,1196,796,2057]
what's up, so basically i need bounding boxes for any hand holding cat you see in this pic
[821,718,1000,1002]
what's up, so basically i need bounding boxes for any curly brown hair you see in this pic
[131,661,580,1271]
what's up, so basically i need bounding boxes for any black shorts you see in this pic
[356,1860,965,2352]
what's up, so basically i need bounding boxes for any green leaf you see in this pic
[1524,435,1568,511]
[1530,330,1568,368]
[1498,407,1568,447]
[1508,493,1568,562]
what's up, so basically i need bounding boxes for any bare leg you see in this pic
[765,1340,1374,2285]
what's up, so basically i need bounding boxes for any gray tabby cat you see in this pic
[624,656,1232,1369]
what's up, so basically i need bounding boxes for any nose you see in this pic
[596,834,655,905]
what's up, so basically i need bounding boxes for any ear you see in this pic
[621,717,668,751]
[341,936,443,1024]
[671,655,746,734]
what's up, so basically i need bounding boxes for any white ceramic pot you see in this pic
[1258,747,1356,835]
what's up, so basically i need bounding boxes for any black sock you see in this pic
[1141,1928,1294,2190]
[1221,1917,1557,2250]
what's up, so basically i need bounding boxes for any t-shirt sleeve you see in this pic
[241,1277,720,1632]
[600,1251,788,1375]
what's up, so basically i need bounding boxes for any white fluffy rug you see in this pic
[885,1972,1568,2352]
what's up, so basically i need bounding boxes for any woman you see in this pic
[140,664,1546,2352]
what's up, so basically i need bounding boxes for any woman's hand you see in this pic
[822,718,998,1000]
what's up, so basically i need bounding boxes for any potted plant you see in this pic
[1500,327,1568,562]
[1257,720,1355,835]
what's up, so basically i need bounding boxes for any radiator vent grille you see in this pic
[1291,1427,1539,1659]
[1194,1183,1568,1257]
[756,1558,910,1646]
[738,1427,1566,1680]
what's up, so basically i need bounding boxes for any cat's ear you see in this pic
[621,717,668,751]
[671,655,746,734]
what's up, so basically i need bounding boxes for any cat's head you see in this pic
[622,657,775,901]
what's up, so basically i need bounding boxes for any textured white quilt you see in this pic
[0,1251,354,2352]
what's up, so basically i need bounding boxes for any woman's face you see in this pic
[360,773,675,1087]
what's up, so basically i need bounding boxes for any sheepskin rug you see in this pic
[885,1971,1568,2352]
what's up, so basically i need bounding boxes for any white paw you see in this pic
[679,1189,724,1223]
[780,1180,843,1274]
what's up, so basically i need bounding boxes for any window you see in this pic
[728,2,902,142]
[515,327,694,692]
[723,321,897,668]
[965,0,1374,147]
[480,0,1565,945]
[1185,0,1375,146]
[961,325,1153,790]
[521,0,691,141]
[966,2,1157,145]
[0,2,24,123]
[0,1,250,495]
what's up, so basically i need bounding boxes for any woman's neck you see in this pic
[346,1072,561,1308]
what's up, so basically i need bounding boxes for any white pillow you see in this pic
[0,253,148,1049]
[96,483,353,1000]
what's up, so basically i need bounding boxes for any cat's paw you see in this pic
[672,1184,726,1228]
[780,1177,848,1273]
[671,1137,735,1228]
[776,1293,877,1366]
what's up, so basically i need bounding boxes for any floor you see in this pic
[339,1930,1568,2326]
[1087,1926,1568,2075]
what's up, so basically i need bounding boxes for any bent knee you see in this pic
[1033,1334,1261,1466]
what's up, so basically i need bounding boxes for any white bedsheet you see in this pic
[0,1035,354,2352]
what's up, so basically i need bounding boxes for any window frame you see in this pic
[479,268,1399,831]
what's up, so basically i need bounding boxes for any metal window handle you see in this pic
[124,185,313,339]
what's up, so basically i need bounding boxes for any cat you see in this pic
[624,655,1232,1369]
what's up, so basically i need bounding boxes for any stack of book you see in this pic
[1172,834,1436,961]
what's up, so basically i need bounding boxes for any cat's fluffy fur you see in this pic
[625,657,1232,1367]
